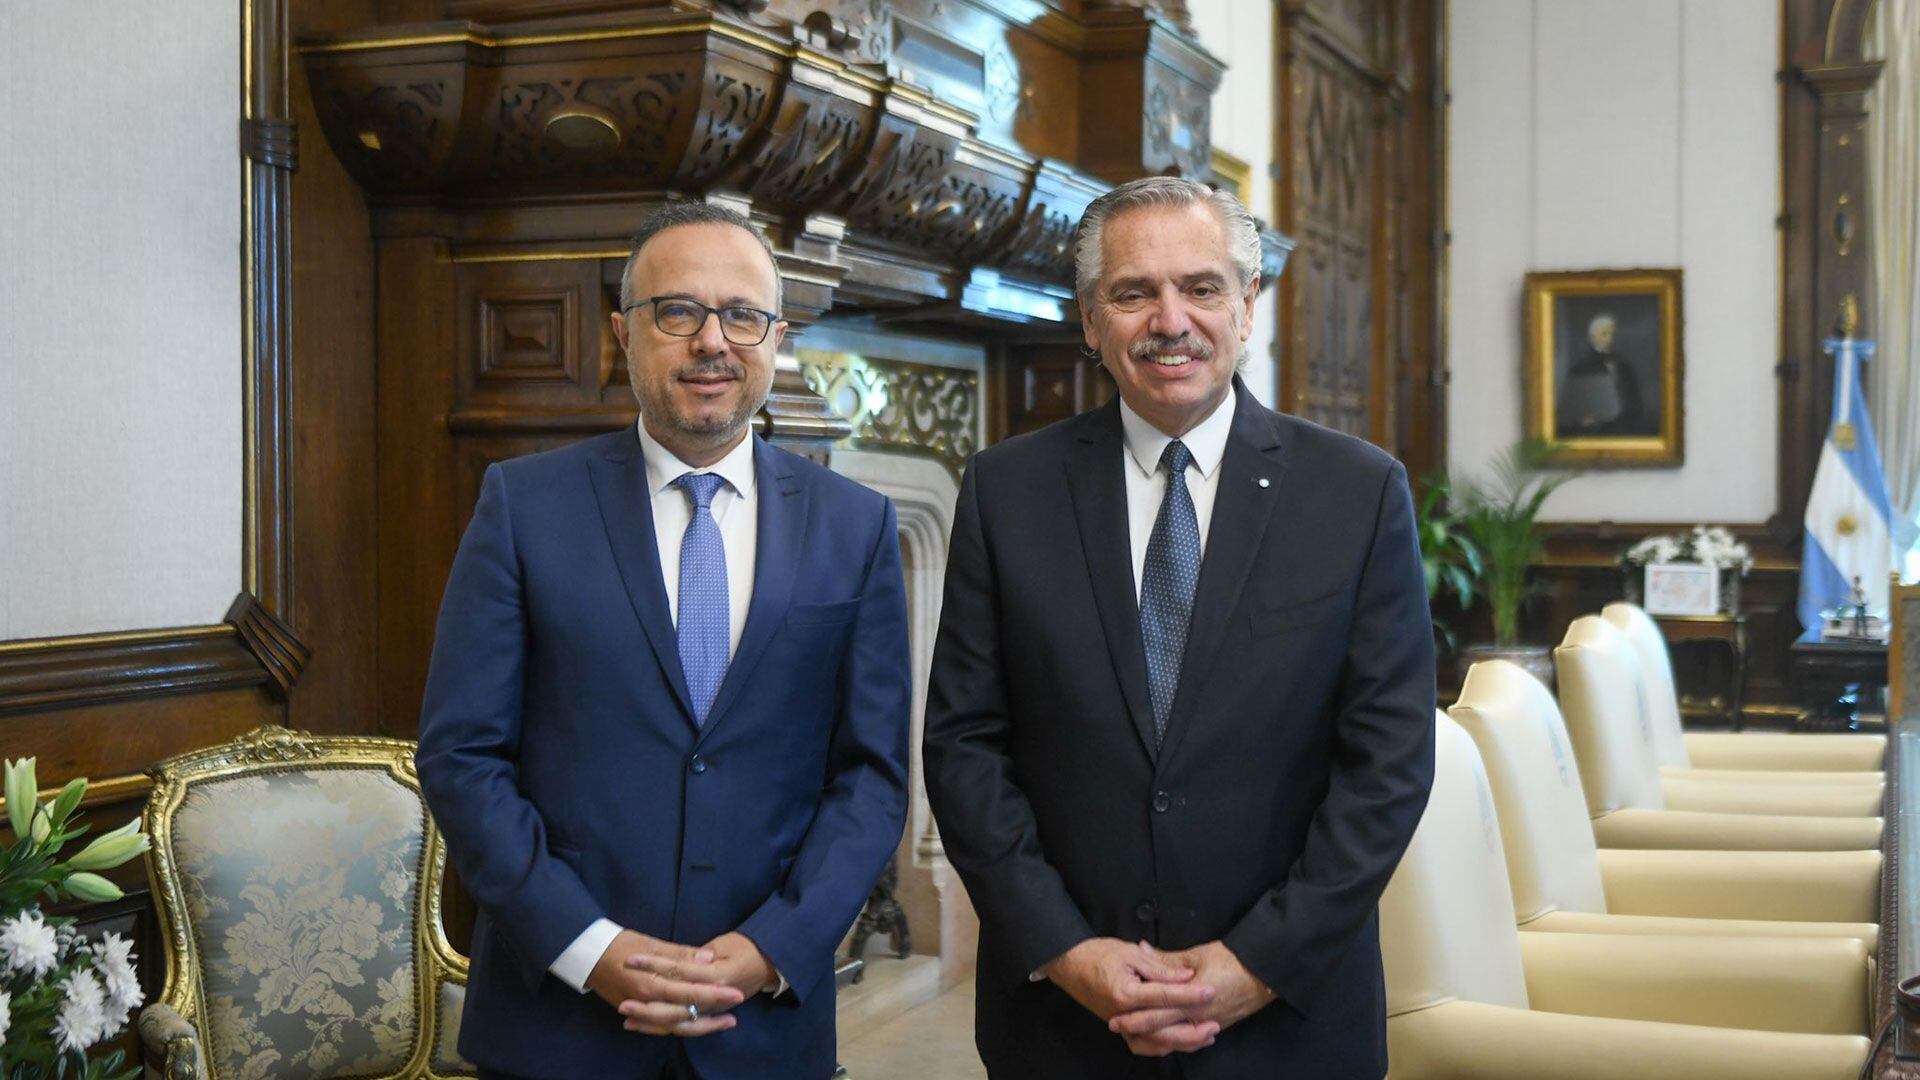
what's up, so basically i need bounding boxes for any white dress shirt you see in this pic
[1031,386,1237,983]
[548,423,766,994]
[1120,385,1236,597]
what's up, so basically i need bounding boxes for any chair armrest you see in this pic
[1661,776,1883,818]
[1518,931,1868,1035]
[1387,999,1868,1079]
[138,1004,204,1080]
[1522,909,1879,956]
[1685,732,1887,772]
[1596,848,1881,923]
[1661,766,1883,785]
[1591,807,1882,851]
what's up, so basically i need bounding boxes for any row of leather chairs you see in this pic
[1381,602,1889,1079]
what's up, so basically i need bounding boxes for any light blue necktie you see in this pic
[674,472,730,725]
[1140,440,1199,748]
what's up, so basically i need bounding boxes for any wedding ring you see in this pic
[686,1003,700,1022]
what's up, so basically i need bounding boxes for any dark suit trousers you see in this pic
[479,1044,699,1080]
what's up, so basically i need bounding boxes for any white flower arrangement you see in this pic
[1,758,151,1080]
[1620,525,1755,574]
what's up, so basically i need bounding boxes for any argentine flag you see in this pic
[1799,335,1895,632]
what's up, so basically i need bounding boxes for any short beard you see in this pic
[631,360,764,452]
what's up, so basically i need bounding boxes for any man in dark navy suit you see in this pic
[418,202,911,1080]
[924,178,1435,1079]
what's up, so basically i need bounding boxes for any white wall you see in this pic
[1448,0,1779,522]
[0,3,243,638]
[1188,0,1280,408]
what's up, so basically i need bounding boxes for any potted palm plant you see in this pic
[1414,473,1481,657]
[1451,440,1580,688]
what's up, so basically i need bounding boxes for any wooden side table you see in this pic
[1652,614,1748,730]
[1788,637,1889,731]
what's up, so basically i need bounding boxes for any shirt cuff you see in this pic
[550,918,622,993]
[764,968,789,996]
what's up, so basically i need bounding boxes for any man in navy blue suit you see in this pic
[417,201,911,1080]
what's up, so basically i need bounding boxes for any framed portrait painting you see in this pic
[1523,268,1684,467]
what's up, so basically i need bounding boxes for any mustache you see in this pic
[676,360,746,379]
[1127,335,1214,362]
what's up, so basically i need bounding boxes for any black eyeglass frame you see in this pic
[619,295,782,347]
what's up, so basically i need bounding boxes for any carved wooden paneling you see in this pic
[1288,54,1378,439]
[1273,0,1438,472]
[455,260,601,412]
[478,290,578,385]
[986,343,1116,444]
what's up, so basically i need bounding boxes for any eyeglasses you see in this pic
[621,296,779,347]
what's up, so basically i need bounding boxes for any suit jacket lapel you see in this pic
[1064,400,1161,761]
[587,429,696,726]
[1157,384,1290,765]
[697,435,803,741]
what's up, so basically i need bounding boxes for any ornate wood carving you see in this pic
[300,4,1223,306]
[799,350,980,480]
[1273,0,1437,466]
[1078,12,1221,181]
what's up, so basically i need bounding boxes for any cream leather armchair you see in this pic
[1557,616,1886,822]
[1602,601,1886,777]
[1449,659,1879,950]
[1381,713,1871,1079]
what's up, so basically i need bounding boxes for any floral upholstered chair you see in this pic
[137,726,474,1080]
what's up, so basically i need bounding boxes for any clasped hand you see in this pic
[1044,938,1276,1057]
[586,930,773,1037]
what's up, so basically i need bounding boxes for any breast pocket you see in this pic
[1250,591,1348,637]
[786,598,859,627]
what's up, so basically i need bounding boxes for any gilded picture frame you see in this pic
[1523,268,1684,467]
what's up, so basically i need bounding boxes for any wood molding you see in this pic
[0,592,313,719]
[247,0,299,620]
[0,629,267,719]
[225,592,312,700]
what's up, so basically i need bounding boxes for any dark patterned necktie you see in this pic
[674,472,729,725]
[1140,440,1199,747]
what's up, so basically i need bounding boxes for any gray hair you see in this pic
[1073,176,1261,301]
[618,200,783,313]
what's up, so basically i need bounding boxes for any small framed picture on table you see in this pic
[1643,562,1720,617]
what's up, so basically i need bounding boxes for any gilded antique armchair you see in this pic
[138,725,474,1079]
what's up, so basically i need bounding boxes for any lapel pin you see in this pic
[1257,477,1271,488]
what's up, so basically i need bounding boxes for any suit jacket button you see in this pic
[689,756,708,775]
[1135,902,1157,922]
[1152,791,1171,813]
